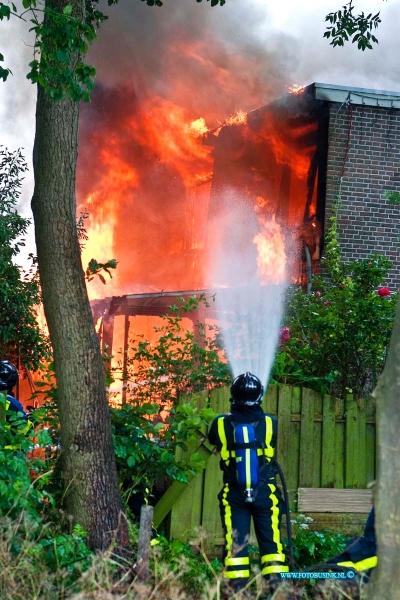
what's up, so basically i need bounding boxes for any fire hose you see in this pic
[272,457,295,573]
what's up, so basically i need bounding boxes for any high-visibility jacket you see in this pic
[208,407,277,485]
[4,395,33,435]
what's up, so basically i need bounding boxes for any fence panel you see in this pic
[166,384,375,545]
[199,387,229,548]
[168,390,209,539]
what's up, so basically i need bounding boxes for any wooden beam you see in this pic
[297,487,373,513]
[153,441,213,530]
[122,314,130,405]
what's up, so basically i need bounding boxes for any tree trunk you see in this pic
[31,0,129,553]
[368,298,400,599]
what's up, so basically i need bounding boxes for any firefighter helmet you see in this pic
[0,361,19,391]
[230,372,264,406]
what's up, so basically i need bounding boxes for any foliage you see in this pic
[324,0,381,50]
[32,298,229,500]
[114,294,231,403]
[85,257,118,284]
[25,0,107,102]
[272,254,396,398]
[0,391,57,520]
[151,536,223,595]
[383,190,400,206]
[289,515,349,568]
[110,295,230,496]
[27,523,92,576]
[0,388,93,590]
[272,198,397,398]
[111,398,216,500]
[0,147,50,369]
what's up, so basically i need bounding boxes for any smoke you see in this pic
[3,0,397,286]
[282,0,400,91]
[77,0,301,295]
[89,0,298,118]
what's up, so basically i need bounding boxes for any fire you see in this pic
[288,83,305,95]
[253,215,287,285]
[190,117,209,137]
[225,110,248,126]
[255,195,269,211]
[78,88,214,297]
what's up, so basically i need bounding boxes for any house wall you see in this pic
[325,103,400,291]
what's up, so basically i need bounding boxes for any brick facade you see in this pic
[325,103,400,291]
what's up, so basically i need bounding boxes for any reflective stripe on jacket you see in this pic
[217,414,275,466]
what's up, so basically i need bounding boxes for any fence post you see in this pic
[137,505,154,581]
[299,388,315,487]
[321,394,336,487]
[345,393,357,488]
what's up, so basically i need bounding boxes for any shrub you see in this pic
[0,147,50,369]
[272,254,397,398]
[288,515,349,568]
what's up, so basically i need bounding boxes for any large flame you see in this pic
[78,89,215,298]
[77,25,319,300]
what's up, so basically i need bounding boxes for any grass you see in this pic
[0,515,368,600]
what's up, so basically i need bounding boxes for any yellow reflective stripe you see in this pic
[19,420,33,434]
[268,482,283,554]
[265,416,274,458]
[337,556,378,571]
[225,570,250,579]
[261,553,286,564]
[225,557,250,567]
[218,417,229,462]
[243,426,251,489]
[265,416,273,446]
[221,484,233,561]
[262,564,289,575]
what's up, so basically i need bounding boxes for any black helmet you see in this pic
[230,372,264,406]
[0,361,19,391]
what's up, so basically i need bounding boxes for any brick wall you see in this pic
[325,102,400,291]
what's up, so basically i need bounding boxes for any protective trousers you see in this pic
[218,478,289,583]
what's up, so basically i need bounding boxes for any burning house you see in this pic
[88,82,400,366]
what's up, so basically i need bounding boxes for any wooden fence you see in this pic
[154,384,376,550]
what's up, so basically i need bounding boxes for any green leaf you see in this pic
[63,4,72,15]
[0,65,10,82]
[56,50,70,64]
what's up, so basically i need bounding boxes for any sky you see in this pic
[0,0,398,261]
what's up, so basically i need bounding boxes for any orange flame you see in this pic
[225,110,247,126]
[288,84,305,95]
[78,90,214,298]
[253,214,287,285]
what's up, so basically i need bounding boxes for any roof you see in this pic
[311,82,400,108]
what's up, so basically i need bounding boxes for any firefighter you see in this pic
[208,372,289,592]
[0,360,30,426]
[326,506,377,576]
